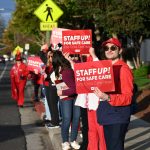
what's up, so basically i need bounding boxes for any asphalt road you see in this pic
[0,62,26,150]
[0,62,53,150]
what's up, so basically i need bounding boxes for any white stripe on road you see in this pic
[0,64,7,82]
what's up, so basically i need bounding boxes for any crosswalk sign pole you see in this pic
[46,31,51,47]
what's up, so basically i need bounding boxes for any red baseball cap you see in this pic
[102,38,122,48]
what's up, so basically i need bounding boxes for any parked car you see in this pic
[0,56,5,64]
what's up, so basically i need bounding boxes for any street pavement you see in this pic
[0,63,26,150]
[20,80,54,150]
[25,80,150,150]
[0,62,54,150]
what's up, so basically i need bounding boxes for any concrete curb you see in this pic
[47,128,62,150]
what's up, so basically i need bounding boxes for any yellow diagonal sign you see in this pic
[12,46,23,56]
[34,0,63,23]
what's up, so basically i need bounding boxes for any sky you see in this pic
[0,0,16,25]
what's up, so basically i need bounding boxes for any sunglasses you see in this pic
[48,55,53,57]
[103,45,118,51]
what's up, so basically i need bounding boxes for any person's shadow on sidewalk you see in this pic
[125,138,150,150]
[136,93,150,123]
[125,117,150,150]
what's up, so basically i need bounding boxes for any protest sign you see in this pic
[27,56,44,73]
[62,30,92,54]
[50,28,69,49]
[74,60,115,94]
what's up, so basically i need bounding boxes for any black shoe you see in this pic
[44,119,51,124]
[45,122,59,129]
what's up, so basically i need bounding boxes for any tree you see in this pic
[2,0,150,62]
[1,0,45,54]
[68,0,150,68]
[11,0,45,46]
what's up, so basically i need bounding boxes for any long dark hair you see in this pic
[52,51,71,78]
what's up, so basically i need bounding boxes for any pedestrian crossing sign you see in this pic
[34,0,63,23]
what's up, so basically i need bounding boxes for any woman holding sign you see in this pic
[44,49,60,128]
[94,38,133,150]
[64,51,106,150]
[52,51,80,150]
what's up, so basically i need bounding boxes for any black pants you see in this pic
[103,123,129,150]
[45,85,59,125]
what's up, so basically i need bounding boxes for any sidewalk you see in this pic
[33,98,82,150]
[34,102,150,150]
[27,81,150,150]
[125,116,150,150]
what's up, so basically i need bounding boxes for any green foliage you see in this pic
[12,0,43,37]
[10,0,150,38]
[134,76,150,87]
[29,44,40,55]
[134,77,150,88]
[133,65,149,77]
[1,0,150,54]
[133,65,150,88]
[80,0,149,36]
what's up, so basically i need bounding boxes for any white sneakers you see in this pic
[70,141,80,149]
[62,141,80,150]
[62,142,71,150]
